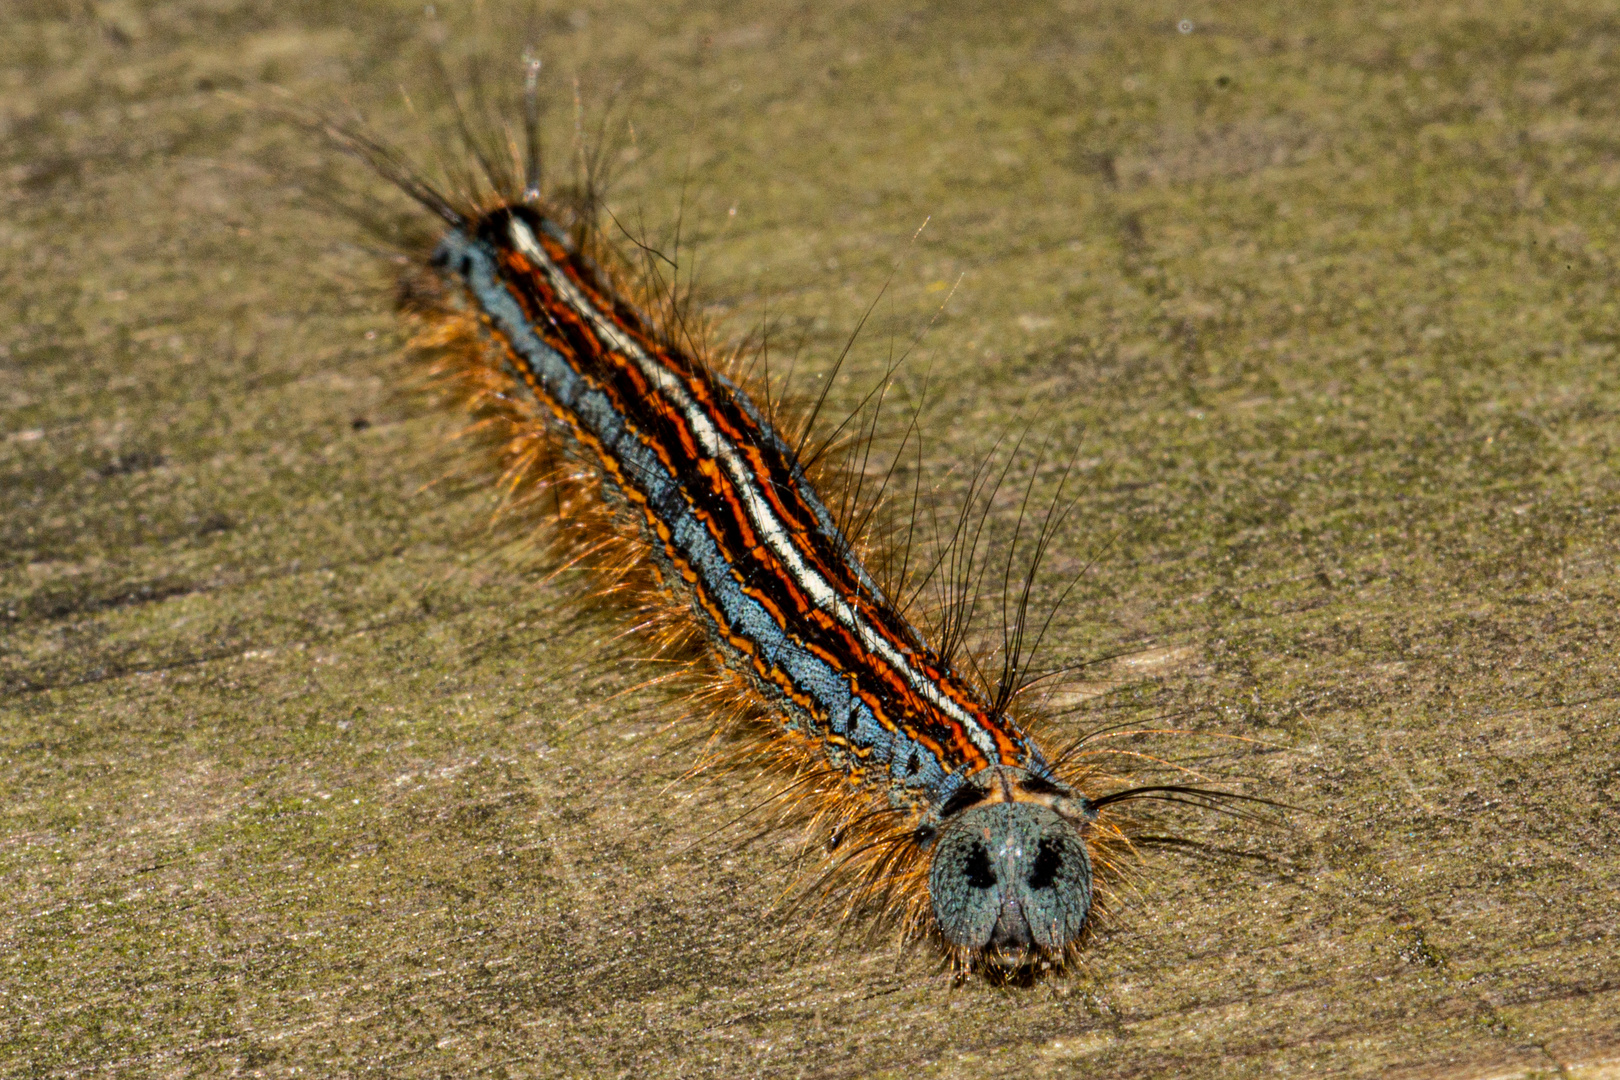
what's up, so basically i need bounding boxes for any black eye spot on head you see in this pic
[964,842,996,890]
[1027,838,1062,891]
[939,784,986,821]
[1017,773,1066,797]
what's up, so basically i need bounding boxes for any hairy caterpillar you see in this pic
[279,49,1256,976]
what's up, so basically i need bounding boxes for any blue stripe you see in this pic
[437,228,961,808]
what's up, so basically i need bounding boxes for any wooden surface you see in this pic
[3,0,1619,1076]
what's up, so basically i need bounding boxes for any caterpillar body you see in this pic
[291,60,1227,974]
[433,202,1097,962]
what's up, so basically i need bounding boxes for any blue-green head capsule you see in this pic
[927,768,1096,959]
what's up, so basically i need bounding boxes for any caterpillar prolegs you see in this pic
[292,54,1253,975]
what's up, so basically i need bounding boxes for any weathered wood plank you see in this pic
[3,1,1618,1076]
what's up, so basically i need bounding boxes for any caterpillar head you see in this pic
[926,769,1095,963]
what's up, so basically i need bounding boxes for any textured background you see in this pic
[3,0,1619,1076]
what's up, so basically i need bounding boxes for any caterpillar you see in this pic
[278,50,1254,976]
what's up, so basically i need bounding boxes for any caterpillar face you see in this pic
[928,786,1094,958]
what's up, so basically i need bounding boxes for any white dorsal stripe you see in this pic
[508,219,998,761]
